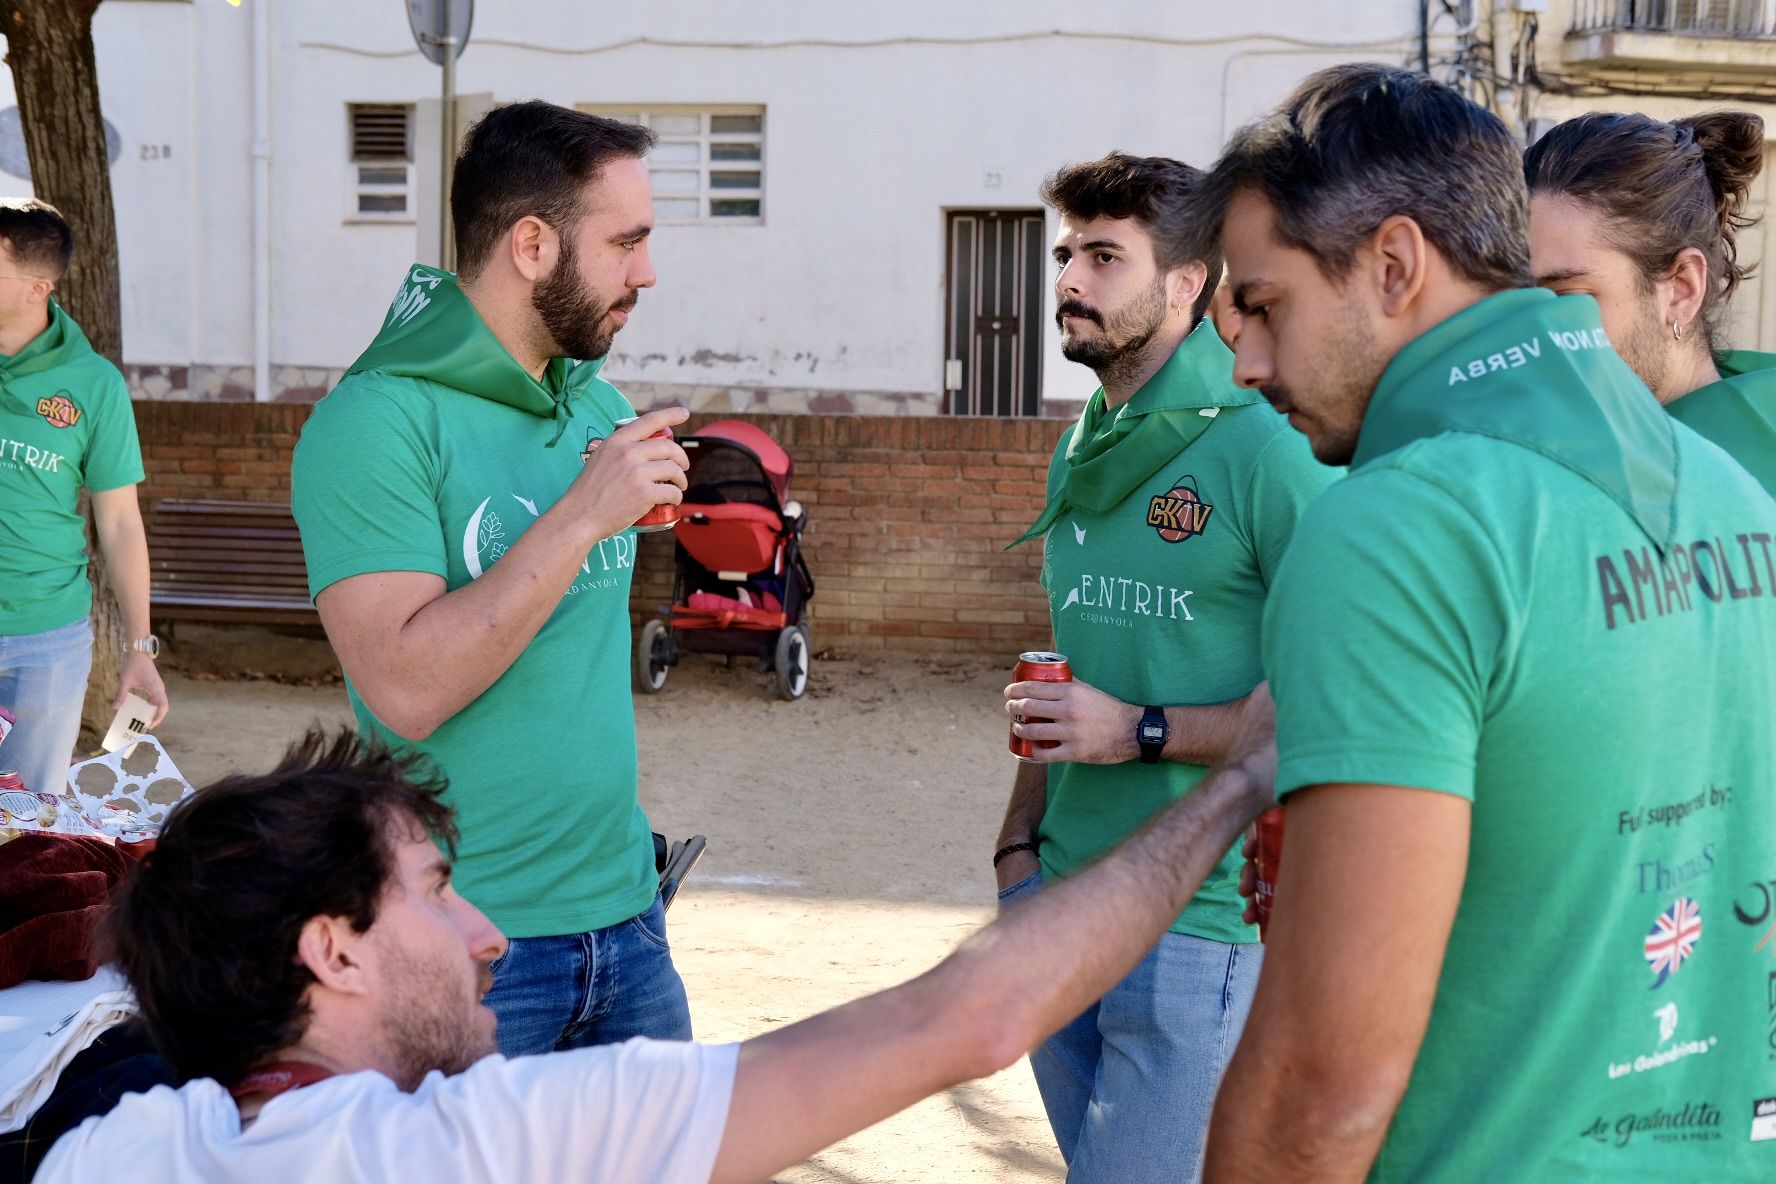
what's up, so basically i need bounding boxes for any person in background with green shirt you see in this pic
[0,198,167,799]
[1527,110,1776,493]
[995,154,1334,1183]
[1194,64,1776,1183]
[291,104,692,1056]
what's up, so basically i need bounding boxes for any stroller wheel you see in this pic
[635,619,671,694]
[773,625,810,701]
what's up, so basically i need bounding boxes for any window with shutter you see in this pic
[346,104,415,222]
[577,106,764,225]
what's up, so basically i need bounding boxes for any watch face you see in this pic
[1140,722,1165,743]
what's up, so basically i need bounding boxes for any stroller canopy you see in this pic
[693,420,794,501]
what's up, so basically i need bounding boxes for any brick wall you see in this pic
[134,402,1069,657]
[134,402,309,502]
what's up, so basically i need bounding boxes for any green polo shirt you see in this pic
[292,267,655,940]
[1669,349,1776,495]
[1034,321,1338,942]
[0,303,142,636]
[1265,290,1776,1182]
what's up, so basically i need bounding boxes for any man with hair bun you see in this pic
[996,151,1333,1182]
[1527,110,1776,491]
[1196,64,1776,1181]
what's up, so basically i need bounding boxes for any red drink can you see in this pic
[615,417,679,533]
[1010,651,1072,762]
[1253,805,1285,942]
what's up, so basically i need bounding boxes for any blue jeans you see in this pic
[999,871,1261,1184]
[0,618,92,799]
[483,893,693,1056]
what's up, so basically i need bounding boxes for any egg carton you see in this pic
[1,736,193,843]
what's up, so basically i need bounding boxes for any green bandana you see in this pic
[1356,289,1679,551]
[346,265,587,447]
[1011,319,1262,547]
[1668,348,1776,494]
[0,301,95,413]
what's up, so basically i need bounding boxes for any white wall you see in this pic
[277,0,1427,407]
[3,1,1447,407]
[9,2,1773,411]
[0,1,203,366]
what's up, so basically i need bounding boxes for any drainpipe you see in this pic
[251,0,272,401]
[1492,1,1520,133]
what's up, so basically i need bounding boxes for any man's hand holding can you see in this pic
[566,407,690,541]
[614,415,685,532]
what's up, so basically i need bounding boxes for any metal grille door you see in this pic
[944,210,1045,416]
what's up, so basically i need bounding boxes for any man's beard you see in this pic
[532,236,635,361]
[1057,279,1168,389]
[1615,295,1674,402]
[1262,301,1387,467]
[380,942,498,1091]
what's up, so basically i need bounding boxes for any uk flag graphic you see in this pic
[1644,897,1702,989]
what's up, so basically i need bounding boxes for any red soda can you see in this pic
[1010,651,1072,761]
[0,770,25,794]
[615,416,679,533]
[1253,805,1285,942]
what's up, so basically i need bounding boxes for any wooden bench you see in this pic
[146,498,317,625]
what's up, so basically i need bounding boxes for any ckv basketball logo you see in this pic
[35,394,80,429]
[1148,475,1212,543]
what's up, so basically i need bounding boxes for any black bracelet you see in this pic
[992,841,1037,868]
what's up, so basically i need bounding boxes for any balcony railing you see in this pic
[1571,0,1776,37]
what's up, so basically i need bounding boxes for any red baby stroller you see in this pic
[634,420,815,700]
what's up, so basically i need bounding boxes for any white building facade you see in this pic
[0,0,1769,415]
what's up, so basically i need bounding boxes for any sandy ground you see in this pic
[152,649,1063,1184]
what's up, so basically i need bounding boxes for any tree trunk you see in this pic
[0,2,119,361]
[0,0,127,742]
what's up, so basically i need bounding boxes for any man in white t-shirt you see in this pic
[38,716,1277,1183]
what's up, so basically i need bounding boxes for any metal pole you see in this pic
[439,24,456,270]
[251,0,272,401]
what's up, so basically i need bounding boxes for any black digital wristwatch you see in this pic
[1138,705,1167,764]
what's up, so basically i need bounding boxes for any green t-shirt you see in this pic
[292,266,655,939]
[1669,350,1776,495]
[0,303,143,636]
[1033,323,1338,943]
[1266,290,1776,1182]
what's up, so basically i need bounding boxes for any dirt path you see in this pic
[153,651,1063,1183]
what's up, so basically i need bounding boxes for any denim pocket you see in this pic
[628,895,671,950]
[996,870,1042,907]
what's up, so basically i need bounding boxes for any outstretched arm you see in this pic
[711,690,1278,1184]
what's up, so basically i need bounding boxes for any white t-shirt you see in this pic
[36,1037,737,1184]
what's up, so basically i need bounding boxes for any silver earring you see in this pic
[1672,320,1683,341]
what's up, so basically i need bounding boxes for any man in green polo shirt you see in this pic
[1197,65,1776,1182]
[995,153,1334,1182]
[291,103,692,1055]
[1525,110,1775,493]
[0,198,167,799]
